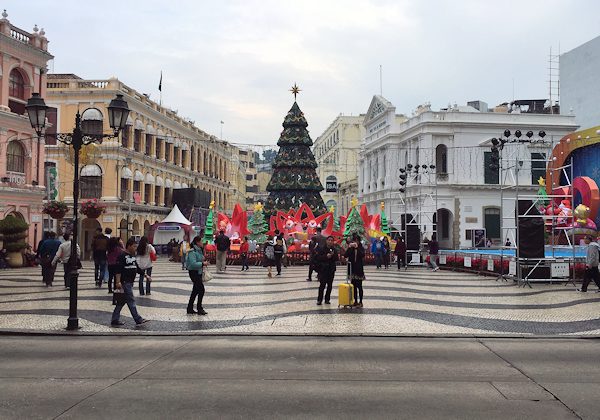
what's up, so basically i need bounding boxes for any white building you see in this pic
[313,115,365,217]
[359,95,578,249]
[561,35,600,130]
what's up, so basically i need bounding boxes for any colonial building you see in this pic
[44,74,239,255]
[359,96,578,248]
[0,11,52,248]
[238,148,259,207]
[313,115,364,216]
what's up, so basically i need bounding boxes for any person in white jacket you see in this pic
[52,233,81,289]
[136,236,156,296]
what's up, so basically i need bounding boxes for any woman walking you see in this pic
[186,235,208,315]
[136,237,156,296]
[240,236,250,271]
[345,234,365,307]
[382,237,391,269]
[106,237,124,294]
[262,236,276,278]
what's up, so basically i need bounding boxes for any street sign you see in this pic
[47,166,58,200]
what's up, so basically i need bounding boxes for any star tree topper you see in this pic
[290,83,301,100]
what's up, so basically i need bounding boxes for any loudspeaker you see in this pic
[406,225,420,251]
[517,200,545,259]
[172,188,211,209]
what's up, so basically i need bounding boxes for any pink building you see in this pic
[0,10,53,248]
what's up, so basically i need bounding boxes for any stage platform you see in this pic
[440,246,586,259]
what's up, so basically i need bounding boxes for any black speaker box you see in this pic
[517,200,545,259]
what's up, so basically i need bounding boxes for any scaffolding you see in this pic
[499,134,575,287]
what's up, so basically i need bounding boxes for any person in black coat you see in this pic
[345,234,365,307]
[315,236,338,305]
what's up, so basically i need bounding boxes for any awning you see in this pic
[165,136,174,144]
[180,142,189,151]
[182,182,188,188]
[155,176,164,187]
[135,119,144,130]
[125,115,134,126]
[81,164,102,177]
[121,167,133,179]
[134,170,144,181]
[175,138,181,147]
[165,179,173,188]
[174,180,182,189]
[146,124,156,135]
[145,173,155,184]
[157,128,165,137]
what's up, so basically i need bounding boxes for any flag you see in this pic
[158,71,162,92]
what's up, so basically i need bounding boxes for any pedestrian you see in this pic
[240,236,250,271]
[428,234,440,272]
[505,238,512,247]
[394,237,407,270]
[186,235,208,315]
[104,227,112,238]
[214,229,231,273]
[111,237,150,327]
[372,238,384,269]
[262,235,276,278]
[52,233,81,289]
[307,235,317,281]
[382,237,391,269]
[106,237,124,293]
[486,238,492,248]
[91,227,108,287]
[345,234,365,307]
[315,236,338,305]
[38,232,61,287]
[577,235,600,293]
[274,235,285,276]
[179,239,190,270]
[136,236,156,295]
[36,231,50,281]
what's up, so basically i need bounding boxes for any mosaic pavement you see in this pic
[1,260,600,336]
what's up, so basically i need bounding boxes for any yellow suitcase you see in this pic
[338,263,354,308]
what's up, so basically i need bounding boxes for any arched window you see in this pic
[9,69,25,99]
[80,164,102,199]
[436,144,448,174]
[81,108,104,136]
[7,141,25,173]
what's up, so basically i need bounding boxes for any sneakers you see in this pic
[110,320,125,326]
[433,267,440,272]
[576,288,587,292]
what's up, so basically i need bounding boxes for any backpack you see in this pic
[265,244,275,260]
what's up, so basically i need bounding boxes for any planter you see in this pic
[6,251,23,268]
[48,210,67,220]
[82,209,103,219]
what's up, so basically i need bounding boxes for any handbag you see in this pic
[202,269,213,283]
[150,251,157,262]
[112,288,126,305]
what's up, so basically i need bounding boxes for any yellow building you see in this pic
[45,74,238,256]
[238,148,258,207]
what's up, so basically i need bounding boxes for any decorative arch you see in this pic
[8,67,30,99]
[435,144,448,174]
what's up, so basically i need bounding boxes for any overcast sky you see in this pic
[8,0,600,146]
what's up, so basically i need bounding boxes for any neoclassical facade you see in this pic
[313,115,364,217]
[45,75,240,255]
[359,95,578,248]
[0,12,52,248]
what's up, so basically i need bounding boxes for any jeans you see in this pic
[41,261,55,286]
[111,281,143,324]
[241,253,249,270]
[139,267,152,295]
[216,251,227,271]
[275,254,283,274]
[94,259,107,286]
[429,255,439,269]
[317,272,334,303]
[351,279,363,303]
[188,271,205,310]
[107,265,118,293]
[375,254,383,268]
[397,254,407,269]
[62,263,70,287]
[581,267,600,291]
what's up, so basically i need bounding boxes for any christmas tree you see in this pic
[265,85,326,217]
[535,176,549,207]
[248,202,268,243]
[203,201,215,244]
[380,202,390,235]
[344,206,366,239]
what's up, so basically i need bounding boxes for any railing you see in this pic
[77,80,109,89]
[10,27,30,44]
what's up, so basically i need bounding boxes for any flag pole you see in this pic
[158,71,163,107]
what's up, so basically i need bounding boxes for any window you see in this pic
[246,174,253,181]
[182,150,187,168]
[484,152,499,184]
[531,152,546,185]
[165,144,171,162]
[134,129,142,152]
[81,108,103,136]
[120,178,130,201]
[145,134,153,156]
[144,184,152,204]
[164,188,172,206]
[154,186,161,206]
[80,165,102,199]
[155,138,162,159]
[121,126,130,148]
[484,207,501,240]
[173,147,179,166]
[9,69,25,99]
[45,107,58,145]
[7,141,25,173]
[436,144,448,174]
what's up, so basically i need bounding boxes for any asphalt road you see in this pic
[1,336,599,419]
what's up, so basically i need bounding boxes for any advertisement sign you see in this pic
[472,229,487,248]
[464,256,472,268]
[551,262,569,278]
[487,259,494,271]
[47,166,58,200]
[325,181,337,192]
[439,254,447,265]
[509,261,517,276]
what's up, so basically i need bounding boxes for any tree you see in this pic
[344,207,365,239]
[203,201,215,244]
[265,100,326,217]
[261,149,277,164]
[248,204,268,243]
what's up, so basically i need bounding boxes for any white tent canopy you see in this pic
[159,204,192,225]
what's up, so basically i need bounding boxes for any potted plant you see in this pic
[0,215,29,267]
[80,199,106,219]
[42,200,69,219]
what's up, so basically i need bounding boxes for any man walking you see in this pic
[111,237,150,326]
[578,235,600,292]
[214,230,230,273]
[52,233,81,289]
[92,228,109,287]
[428,234,440,272]
[315,236,339,305]
[38,232,61,287]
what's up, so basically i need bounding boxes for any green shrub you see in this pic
[0,216,29,235]
[5,241,27,252]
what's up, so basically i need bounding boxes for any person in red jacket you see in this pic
[240,236,250,271]
[394,237,407,270]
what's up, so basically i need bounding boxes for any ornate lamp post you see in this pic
[26,92,130,330]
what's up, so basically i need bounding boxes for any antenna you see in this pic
[548,45,560,114]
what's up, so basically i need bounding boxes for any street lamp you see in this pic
[26,93,130,330]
